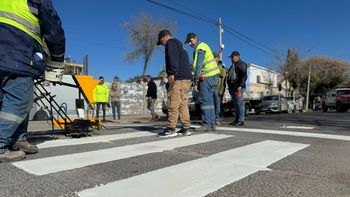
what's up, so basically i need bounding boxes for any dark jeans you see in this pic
[228,84,245,122]
[95,102,106,121]
[111,101,121,120]
[0,73,33,153]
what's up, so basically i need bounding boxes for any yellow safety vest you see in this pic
[192,42,220,77]
[0,0,42,45]
[93,84,110,103]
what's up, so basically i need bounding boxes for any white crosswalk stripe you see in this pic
[78,140,308,197]
[36,131,156,149]
[13,133,232,175]
[217,126,350,141]
[9,130,312,196]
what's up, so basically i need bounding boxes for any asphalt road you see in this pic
[0,111,349,197]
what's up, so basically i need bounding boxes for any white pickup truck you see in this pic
[322,87,350,112]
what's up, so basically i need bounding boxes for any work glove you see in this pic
[45,60,64,82]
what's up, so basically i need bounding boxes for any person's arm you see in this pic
[37,0,65,62]
[219,68,227,95]
[194,49,205,82]
[237,62,247,89]
[146,83,151,98]
[165,40,179,76]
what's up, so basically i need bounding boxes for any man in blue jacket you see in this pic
[156,30,192,137]
[0,0,65,162]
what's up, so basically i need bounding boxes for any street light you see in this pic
[305,62,311,111]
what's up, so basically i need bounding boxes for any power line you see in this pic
[146,0,281,59]
[146,0,217,26]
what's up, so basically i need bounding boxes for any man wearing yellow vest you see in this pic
[0,0,65,162]
[93,76,110,122]
[185,33,220,131]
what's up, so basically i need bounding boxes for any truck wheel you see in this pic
[322,103,328,112]
[336,103,347,112]
[245,104,250,117]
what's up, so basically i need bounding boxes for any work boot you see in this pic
[12,141,38,154]
[0,150,26,163]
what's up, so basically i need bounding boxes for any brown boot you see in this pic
[0,150,26,163]
[12,141,38,154]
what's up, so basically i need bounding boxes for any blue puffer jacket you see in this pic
[0,0,65,77]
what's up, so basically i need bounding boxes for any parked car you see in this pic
[286,96,303,113]
[256,94,288,114]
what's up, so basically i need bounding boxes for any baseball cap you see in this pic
[184,32,197,44]
[228,51,240,58]
[156,30,172,45]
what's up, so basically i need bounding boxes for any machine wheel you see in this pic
[245,104,250,117]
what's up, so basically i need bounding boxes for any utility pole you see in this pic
[305,62,311,111]
[218,18,223,61]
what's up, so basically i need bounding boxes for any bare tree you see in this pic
[123,13,176,77]
[281,48,301,89]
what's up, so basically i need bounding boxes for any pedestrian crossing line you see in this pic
[36,132,156,149]
[216,126,350,141]
[13,133,232,176]
[78,140,309,197]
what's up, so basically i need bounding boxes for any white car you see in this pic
[256,94,289,114]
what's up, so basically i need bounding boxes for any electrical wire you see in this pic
[146,0,282,59]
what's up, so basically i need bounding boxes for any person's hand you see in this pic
[167,75,175,84]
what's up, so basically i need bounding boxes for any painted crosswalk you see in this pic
[13,133,232,175]
[35,131,156,149]
[216,126,350,141]
[9,130,313,197]
[78,140,308,197]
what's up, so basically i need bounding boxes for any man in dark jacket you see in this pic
[156,30,192,137]
[0,0,65,162]
[227,51,247,126]
[145,75,159,122]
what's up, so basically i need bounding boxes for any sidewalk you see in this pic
[28,114,164,132]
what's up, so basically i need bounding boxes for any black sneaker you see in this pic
[158,128,177,138]
[237,121,244,126]
[177,128,192,136]
[229,120,239,125]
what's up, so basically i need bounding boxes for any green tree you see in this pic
[123,13,176,77]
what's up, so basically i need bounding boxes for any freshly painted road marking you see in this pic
[280,125,315,130]
[217,126,350,141]
[36,132,156,149]
[13,133,232,176]
[78,140,308,197]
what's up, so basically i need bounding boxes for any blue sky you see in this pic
[53,0,350,81]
